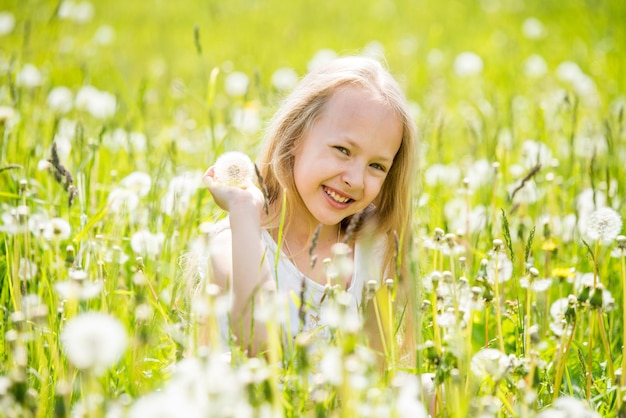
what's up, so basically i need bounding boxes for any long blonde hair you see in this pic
[258,55,417,280]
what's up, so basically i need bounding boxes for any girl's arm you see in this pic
[203,167,275,354]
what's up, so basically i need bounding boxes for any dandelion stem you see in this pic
[372,292,390,361]
[493,256,505,352]
[621,248,626,408]
[587,315,595,401]
[596,309,615,383]
[553,319,576,402]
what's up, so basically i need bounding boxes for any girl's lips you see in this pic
[323,186,353,208]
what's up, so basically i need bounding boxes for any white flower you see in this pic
[18,258,37,281]
[130,230,165,257]
[119,171,152,196]
[521,140,552,169]
[75,85,116,119]
[224,71,249,97]
[0,11,16,36]
[470,348,511,381]
[427,48,444,68]
[362,41,385,60]
[161,171,202,216]
[213,151,255,187]
[464,158,493,190]
[320,347,343,385]
[537,396,600,418]
[507,178,542,205]
[574,133,607,158]
[0,105,17,123]
[94,25,115,45]
[271,67,299,91]
[232,103,262,134]
[523,54,548,78]
[444,198,487,235]
[453,51,483,77]
[424,163,461,186]
[585,207,622,244]
[486,252,513,283]
[55,279,103,301]
[47,86,74,113]
[556,61,599,104]
[307,48,338,72]
[522,17,545,39]
[61,312,127,375]
[107,188,140,213]
[42,217,72,241]
[392,372,430,418]
[16,64,43,88]
[58,0,94,23]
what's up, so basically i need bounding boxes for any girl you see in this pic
[202,55,417,357]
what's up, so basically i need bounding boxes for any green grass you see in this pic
[1,0,626,416]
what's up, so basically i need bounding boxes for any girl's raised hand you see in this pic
[202,166,265,215]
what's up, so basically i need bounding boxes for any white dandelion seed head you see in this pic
[424,163,462,187]
[161,171,202,216]
[521,140,553,169]
[464,158,493,190]
[75,85,116,119]
[107,188,140,213]
[16,64,44,88]
[486,251,513,283]
[93,25,115,45]
[224,71,249,97]
[537,397,600,418]
[42,217,72,241]
[271,67,299,91]
[18,258,37,281]
[213,151,255,187]
[0,105,17,123]
[130,230,165,258]
[307,48,338,72]
[0,11,16,36]
[523,54,548,78]
[58,0,94,23]
[320,347,343,386]
[47,86,74,114]
[453,51,483,77]
[470,348,511,381]
[585,207,622,244]
[61,312,127,375]
[119,171,152,196]
[55,279,103,301]
[522,17,545,40]
[232,103,262,134]
[362,40,386,61]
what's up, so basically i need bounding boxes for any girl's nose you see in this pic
[341,163,365,190]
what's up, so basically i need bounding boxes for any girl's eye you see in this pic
[334,146,349,155]
[370,163,386,172]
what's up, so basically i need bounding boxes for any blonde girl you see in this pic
[202,55,417,356]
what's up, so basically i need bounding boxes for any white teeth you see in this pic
[325,188,350,203]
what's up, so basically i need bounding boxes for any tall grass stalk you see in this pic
[616,235,626,408]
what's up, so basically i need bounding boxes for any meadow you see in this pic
[1,0,626,416]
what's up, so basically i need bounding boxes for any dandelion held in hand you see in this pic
[213,151,255,187]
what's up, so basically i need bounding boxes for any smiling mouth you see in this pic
[324,187,353,204]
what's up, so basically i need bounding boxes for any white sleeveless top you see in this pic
[261,230,382,341]
[213,221,384,347]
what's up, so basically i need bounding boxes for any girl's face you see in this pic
[292,86,403,227]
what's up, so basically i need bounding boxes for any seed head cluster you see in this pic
[213,151,255,187]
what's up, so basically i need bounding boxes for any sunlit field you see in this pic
[1,0,626,416]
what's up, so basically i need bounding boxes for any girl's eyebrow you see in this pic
[343,138,395,165]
